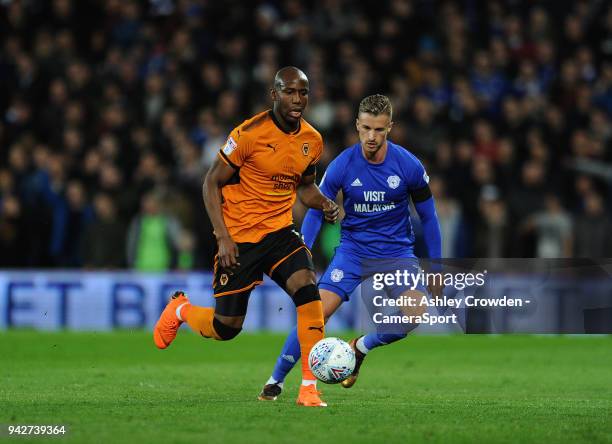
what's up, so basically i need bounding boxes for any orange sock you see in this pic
[181,305,221,340]
[296,300,325,380]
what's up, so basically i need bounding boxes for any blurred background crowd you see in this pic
[0,0,611,271]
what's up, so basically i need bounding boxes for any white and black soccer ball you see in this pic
[308,337,356,384]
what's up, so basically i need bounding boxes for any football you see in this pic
[308,337,356,384]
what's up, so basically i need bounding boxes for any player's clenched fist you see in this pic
[217,235,240,269]
[322,199,339,223]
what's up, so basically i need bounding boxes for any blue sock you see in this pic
[362,319,419,351]
[363,332,407,350]
[271,326,301,383]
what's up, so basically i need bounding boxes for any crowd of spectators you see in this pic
[1,0,611,270]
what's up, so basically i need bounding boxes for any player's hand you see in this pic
[322,199,339,223]
[217,235,240,270]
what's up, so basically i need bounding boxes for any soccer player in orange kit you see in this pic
[153,67,339,407]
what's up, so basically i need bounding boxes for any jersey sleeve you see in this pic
[301,153,343,248]
[303,135,324,177]
[414,198,442,259]
[218,127,252,169]
[407,156,432,203]
[318,154,343,200]
[312,136,323,166]
[407,156,429,190]
[408,154,441,258]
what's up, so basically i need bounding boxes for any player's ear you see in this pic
[355,118,360,132]
[270,88,277,102]
[388,119,394,134]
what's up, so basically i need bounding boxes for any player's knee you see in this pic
[291,283,321,307]
[302,270,317,286]
[212,317,242,341]
[285,269,317,295]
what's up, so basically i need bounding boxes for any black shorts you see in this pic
[212,225,314,316]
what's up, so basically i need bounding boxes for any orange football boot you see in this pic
[153,291,189,349]
[296,385,327,407]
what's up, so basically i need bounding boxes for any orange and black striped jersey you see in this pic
[218,110,323,243]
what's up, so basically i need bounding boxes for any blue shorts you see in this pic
[318,249,427,301]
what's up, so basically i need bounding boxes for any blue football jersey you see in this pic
[317,141,429,258]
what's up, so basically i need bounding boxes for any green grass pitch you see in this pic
[1,331,611,444]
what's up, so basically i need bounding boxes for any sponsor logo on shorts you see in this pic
[331,268,344,282]
[423,171,429,184]
[291,229,305,242]
[220,273,229,286]
[387,175,401,189]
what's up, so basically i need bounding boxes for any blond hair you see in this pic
[358,94,392,118]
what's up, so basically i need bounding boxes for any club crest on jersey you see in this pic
[302,142,309,156]
[222,137,237,155]
[220,273,229,286]
[330,269,344,282]
[387,175,401,189]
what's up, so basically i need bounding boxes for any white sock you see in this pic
[175,303,188,321]
[301,379,317,387]
[266,376,284,388]
[356,337,370,355]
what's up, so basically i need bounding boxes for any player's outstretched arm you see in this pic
[297,174,339,223]
[299,158,344,247]
[414,195,443,297]
[301,208,324,249]
[203,157,240,269]
[414,196,442,260]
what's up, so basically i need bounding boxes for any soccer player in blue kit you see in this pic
[258,94,442,401]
